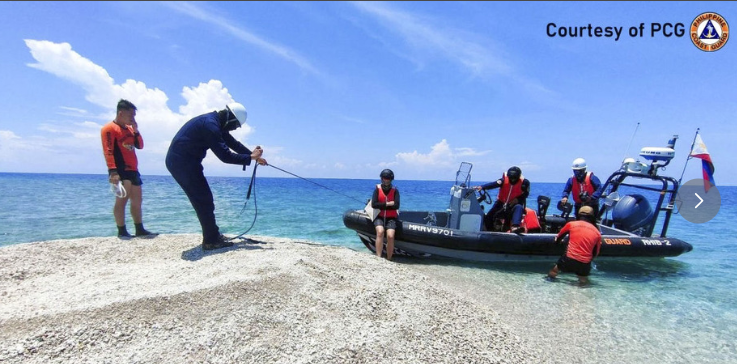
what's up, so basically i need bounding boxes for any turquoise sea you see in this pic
[0,172,735,363]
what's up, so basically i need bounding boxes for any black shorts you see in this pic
[556,255,592,276]
[374,217,398,230]
[119,170,142,186]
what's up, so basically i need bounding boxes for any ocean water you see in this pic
[0,172,735,363]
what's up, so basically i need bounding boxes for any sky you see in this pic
[0,1,735,184]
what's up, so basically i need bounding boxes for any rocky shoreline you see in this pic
[0,234,545,363]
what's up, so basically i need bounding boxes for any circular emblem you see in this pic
[691,12,729,52]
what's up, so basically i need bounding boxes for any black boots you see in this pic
[135,223,158,238]
[202,234,234,251]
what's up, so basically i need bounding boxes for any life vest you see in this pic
[497,174,525,204]
[522,207,541,233]
[572,172,595,203]
[376,184,398,219]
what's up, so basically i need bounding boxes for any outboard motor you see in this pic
[537,196,550,223]
[611,194,653,233]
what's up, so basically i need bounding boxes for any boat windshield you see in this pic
[455,162,473,187]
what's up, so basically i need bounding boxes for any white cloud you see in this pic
[349,3,556,99]
[164,2,319,75]
[14,39,269,176]
[395,139,491,170]
[351,2,511,77]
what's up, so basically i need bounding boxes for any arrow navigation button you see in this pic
[676,179,720,224]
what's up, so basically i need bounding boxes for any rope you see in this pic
[267,164,365,204]
[229,164,259,241]
[228,162,365,241]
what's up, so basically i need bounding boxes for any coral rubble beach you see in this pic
[0,234,544,363]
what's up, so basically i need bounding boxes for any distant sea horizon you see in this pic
[0,172,735,363]
[4,171,732,187]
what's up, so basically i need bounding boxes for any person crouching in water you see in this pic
[547,205,602,285]
[371,169,400,261]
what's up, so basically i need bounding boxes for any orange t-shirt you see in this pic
[101,121,143,173]
[556,220,602,263]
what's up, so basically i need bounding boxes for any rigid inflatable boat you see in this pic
[343,137,693,262]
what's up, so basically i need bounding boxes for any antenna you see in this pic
[623,122,640,161]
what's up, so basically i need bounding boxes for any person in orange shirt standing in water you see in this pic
[100,99,156,239]
[547,205,602,285]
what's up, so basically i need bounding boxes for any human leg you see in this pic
[121,173,155,237]
[484,202,503,231]
[113,189,129,236]
[374,223,385,258]
[510,204,525,233]
[126,181,142,224]
[386,229,395,260]
[587,202,600,220]
[510,204,524,226]
[385,219,397,261]
[573,203,582,219]
[549,255,568,279]
[167,158,220,243]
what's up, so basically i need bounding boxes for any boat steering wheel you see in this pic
[476,188,493,205]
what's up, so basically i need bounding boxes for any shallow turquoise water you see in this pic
[0,172,734,363]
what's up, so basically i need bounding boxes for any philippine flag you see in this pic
[690,134,716,192]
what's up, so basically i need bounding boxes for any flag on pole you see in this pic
[690,134,716,192]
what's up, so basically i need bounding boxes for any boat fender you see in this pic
[523,208,542,233]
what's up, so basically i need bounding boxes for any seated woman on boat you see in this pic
[371,169,400,261]
[474,166,530,234]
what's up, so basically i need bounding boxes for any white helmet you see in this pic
[571,158,587,170]
[225,102,247,128]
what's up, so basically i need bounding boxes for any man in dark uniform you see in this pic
[166,102,266,251]
[474,166,530,233]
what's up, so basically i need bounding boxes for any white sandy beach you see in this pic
[0,234,546,363]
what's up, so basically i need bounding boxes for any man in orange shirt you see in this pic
[547,206,601,285]
[101,99,156,239]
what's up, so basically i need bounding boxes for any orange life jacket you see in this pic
[497,174,525,204]
[522,207,541,233]
[376,184,398,219]
[572,172,595,203]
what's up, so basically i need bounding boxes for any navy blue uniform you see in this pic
[165,111,254,243]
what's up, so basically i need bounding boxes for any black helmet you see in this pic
[507,166,521,180]
[380,169,394,180]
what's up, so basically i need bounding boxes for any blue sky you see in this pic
[1,1,734,184]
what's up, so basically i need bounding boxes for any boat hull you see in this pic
[344,209,693,262]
